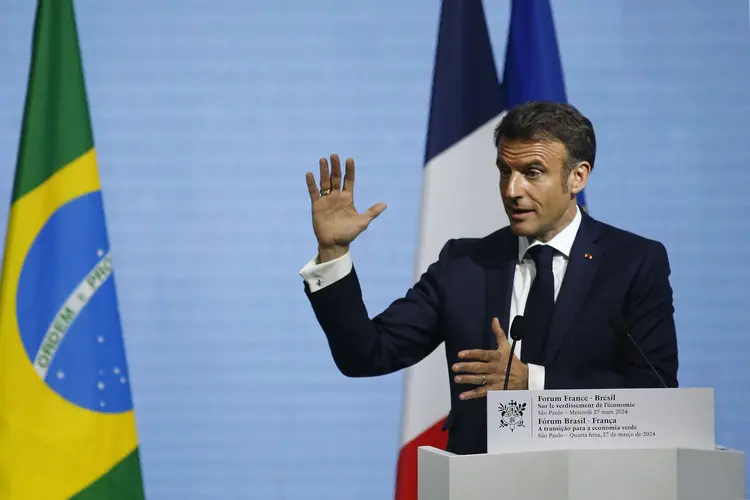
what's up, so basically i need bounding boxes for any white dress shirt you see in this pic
[299,206,583,391]
[511,205,582,389]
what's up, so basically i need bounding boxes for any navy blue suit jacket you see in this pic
[304,210,678,455]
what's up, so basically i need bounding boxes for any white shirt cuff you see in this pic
[527,364,545,390]
[299,252,352,293]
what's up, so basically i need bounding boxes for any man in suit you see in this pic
[300,101,678,455]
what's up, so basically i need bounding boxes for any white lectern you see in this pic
[418,446,745,500]
[417,388,746,500]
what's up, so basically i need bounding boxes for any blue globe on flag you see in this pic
[16,191,133,414]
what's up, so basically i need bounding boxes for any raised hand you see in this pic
[451,317,528,399]
[305,154,387,262]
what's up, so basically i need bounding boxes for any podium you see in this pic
[418,446,745,500]
[417,388,746,500]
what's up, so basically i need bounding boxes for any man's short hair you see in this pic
[493,101,596,174]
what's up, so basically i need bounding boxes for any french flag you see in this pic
[394,1,584,498]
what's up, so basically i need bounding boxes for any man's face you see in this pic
[496,138,588,242]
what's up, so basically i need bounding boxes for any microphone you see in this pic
[503,315,526,390]
[608,313,668,389]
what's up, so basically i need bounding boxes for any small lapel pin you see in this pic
[584,253,593,260]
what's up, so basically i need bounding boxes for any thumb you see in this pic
[361,202,387,225]
[492,317,506,350]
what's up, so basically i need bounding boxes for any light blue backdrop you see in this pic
[1,1,749,499]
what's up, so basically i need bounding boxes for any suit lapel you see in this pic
[484,231,517,350]
[543,213,604,364]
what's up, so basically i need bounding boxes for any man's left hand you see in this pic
[451,317,528,399]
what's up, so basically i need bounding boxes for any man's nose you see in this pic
[503,172,524,199]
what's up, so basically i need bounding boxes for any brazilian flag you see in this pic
[0,2,145,499]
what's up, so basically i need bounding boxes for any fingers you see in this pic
[452,361,493,374]
[453,373,488,385]
[317,154,352,195]
[343,157,355,192]
[454,346,503,400]
[453,369,493,400]
[458,349,495,362]
[330,154,342,191]
[459,387,489,400]
[305,172,320,200]
[319,157,331,193]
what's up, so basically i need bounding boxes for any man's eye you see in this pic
[499,167,511,176]
[526,169,541,178]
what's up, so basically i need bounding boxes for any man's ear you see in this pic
[569,161,591,195]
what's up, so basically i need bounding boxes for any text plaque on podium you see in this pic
[486,388,714,454]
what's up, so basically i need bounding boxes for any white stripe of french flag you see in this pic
[394,0,575,498]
